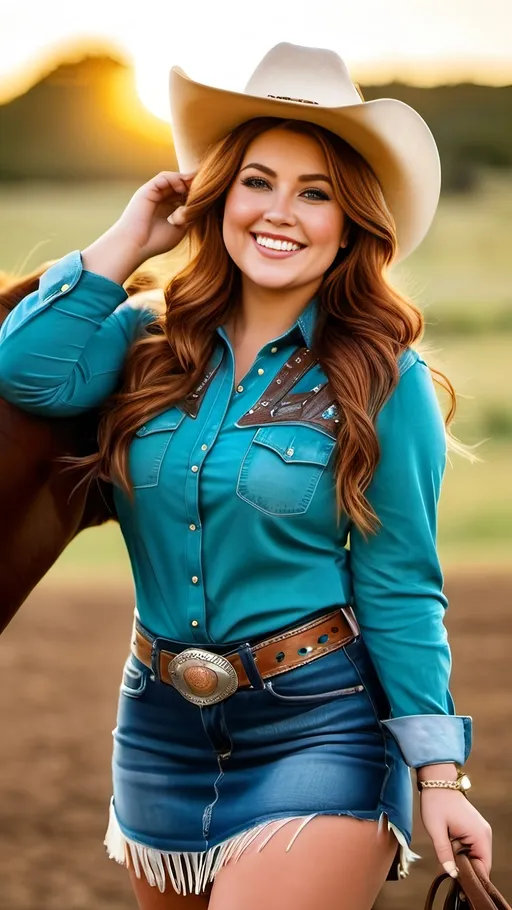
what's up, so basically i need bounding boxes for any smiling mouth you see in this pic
[251,233,306,257]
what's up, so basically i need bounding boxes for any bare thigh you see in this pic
[127,861,210,910]
[208,815,398,910]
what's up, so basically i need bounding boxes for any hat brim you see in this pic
[169,67,441,262]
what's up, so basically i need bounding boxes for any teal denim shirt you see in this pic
[0,251,472,769]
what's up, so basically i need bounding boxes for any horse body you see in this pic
[0,267,117,633]
[0,398,114,633]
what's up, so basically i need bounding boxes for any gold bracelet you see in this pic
[419,780,461,791]
[417,770,471,796]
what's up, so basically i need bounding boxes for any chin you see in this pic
[240,264,301,289]
[246,275,299,291]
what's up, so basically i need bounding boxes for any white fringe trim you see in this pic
[378,811,422,879]
[104,799,420,895]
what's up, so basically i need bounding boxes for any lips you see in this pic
[250,233,306,259]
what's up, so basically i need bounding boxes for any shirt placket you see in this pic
[183,334,298,642]
[184,358,234,642]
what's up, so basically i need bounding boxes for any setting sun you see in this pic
[133,58,172,123]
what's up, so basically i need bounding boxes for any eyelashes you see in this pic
[240,176,330,201]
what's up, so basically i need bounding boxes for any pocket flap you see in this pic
[135,407,185,436]
[252,425,335,466]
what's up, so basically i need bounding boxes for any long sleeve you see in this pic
[0,251,156,416]
[349,351,472,768]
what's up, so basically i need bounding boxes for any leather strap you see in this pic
[237,347,318,427]
[132,606,358,690]
[424,851,511,910]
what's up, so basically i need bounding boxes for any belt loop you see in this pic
[237,643,265,690]
[340,604,360,638]
[150,638,163,681]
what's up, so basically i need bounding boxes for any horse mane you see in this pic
[0,264,48,318]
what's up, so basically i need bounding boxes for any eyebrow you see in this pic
[240,162,333,185]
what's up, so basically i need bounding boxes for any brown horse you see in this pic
[0,264,159,634]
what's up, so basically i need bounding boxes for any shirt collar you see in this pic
[295,295,318,349]
[216,295,318,351]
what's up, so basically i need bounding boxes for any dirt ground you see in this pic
[0,569,510,910]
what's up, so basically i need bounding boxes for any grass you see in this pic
[391,171,512,309]
[0,181,139,275]
[421,333,512,440]
[0,175,511,569]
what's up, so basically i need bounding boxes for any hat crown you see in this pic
[244,42,362,109]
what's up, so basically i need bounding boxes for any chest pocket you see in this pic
[129,408,185,489]
[237,425,336,516]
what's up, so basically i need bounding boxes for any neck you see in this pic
[227,279,319,348]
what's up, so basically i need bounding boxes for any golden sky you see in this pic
[1,0,511,120]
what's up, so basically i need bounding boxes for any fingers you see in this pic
[430,829,458,878]
[150,170,196,196]
[167,205,188,227]
[431,824,493,880]
[469,821,493,877]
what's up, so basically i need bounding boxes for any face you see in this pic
[222,128,346,296]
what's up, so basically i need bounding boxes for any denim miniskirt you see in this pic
[104,606,419,896]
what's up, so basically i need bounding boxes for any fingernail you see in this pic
[442,861,459,877]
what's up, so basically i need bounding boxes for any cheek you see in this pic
[223,189,259,237]
[308,209,345,251]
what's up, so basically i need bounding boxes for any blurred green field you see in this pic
[0,176,511,572]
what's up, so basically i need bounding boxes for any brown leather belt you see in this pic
[131,606,359,707]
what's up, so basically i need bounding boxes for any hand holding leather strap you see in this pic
[424,850,511,910]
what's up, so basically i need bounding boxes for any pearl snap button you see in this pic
[60,284,70,292]
[237,384,244,393]
[286,448,294,456]
[189,524,196,531]
[192,576,199,584]
[201,444,208,451]
[191,465,199,473]
[257,368,264,375]
[270,346,278,353]
[191,620,199,627]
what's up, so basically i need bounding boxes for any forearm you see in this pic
[0,251,151,414]
[81,225,145,286]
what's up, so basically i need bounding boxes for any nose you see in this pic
[263,192,297,228]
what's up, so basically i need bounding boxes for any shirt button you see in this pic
[192,576,199,584]
[60,284,70,292]
[191,465,199,473]
[286,447,294,456]
[270,346,278,354]
[191,620,199,628]
[257,368,264,375]
[201,444,208,451]
[237,384,244,393]
[189,523,197,531]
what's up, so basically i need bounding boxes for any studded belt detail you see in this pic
[131,606,359,707]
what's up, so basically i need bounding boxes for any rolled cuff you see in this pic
[39,250,127,303]
[381,714,473,768]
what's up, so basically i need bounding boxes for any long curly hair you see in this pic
[73,116,478,536]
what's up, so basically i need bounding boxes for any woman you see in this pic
[0,42,491,910]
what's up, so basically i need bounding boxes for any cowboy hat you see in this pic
[169,42,441,262]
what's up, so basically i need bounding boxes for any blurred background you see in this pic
[0,1,511,907]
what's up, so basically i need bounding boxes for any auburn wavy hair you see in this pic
[73,116,478,537]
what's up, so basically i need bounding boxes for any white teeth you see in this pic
[255,234,302,252]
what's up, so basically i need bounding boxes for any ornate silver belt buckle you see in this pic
[168,648,239,706]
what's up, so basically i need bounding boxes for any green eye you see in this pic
[302,189,330,201]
